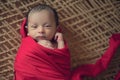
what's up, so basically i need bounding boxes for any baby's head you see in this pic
[25,4,59,42]
[26,4,59,27]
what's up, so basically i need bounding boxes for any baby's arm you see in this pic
[54,32,65,49]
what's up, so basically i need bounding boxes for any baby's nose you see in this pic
[38,26,44,33]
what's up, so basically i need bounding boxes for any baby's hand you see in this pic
[54,32,65,49]
[37,40,54,49]
[54,32,64,42]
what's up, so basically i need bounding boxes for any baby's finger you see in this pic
[54,33,58,40]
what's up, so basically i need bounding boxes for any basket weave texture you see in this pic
[0,0,120,80]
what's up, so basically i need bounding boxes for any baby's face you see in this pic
[27,10,57,41]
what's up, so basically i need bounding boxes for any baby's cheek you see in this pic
[28,33,36,39]
[47,36,52,40]
[46,33,54,40]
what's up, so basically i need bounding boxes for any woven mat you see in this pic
[0,0,120,80]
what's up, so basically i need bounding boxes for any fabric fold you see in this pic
[14,36,71,80]
[71,33,120,80]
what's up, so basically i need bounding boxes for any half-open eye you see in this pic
[44,24,51,28]
[31,24,38,28]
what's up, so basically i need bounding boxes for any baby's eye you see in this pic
[44,25,51,27]
[31,25,38,28]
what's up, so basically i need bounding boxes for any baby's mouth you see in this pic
[36,35,47,41]
[37,36,45,39]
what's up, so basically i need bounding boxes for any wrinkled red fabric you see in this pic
[72,33,120,80]
[14,36,71,80]
[14,18,120,80]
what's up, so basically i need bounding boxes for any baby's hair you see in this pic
[25,4,59,27]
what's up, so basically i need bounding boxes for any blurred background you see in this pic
[0,0,120,80]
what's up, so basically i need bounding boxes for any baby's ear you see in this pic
[25,26,28,35]
[25,26,28,28]
[27,33,29,36]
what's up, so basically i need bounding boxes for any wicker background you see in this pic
[0,0,120,80]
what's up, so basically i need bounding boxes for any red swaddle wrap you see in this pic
[14,18,71,80]
[14,18,120,80]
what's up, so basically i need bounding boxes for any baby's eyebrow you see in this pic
[30,23,38,25]
[30,24,38,27]
[43,22,51,25]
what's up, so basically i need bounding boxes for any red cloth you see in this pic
[14,36,71,80]
[14,18,120,80]
[71,34,120,80]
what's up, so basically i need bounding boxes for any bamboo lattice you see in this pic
[0,0,120,80]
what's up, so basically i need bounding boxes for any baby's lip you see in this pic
[36,36,46,40]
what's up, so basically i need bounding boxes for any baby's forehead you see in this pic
[28,10,54,21]
[29,9,54,16]
[27,10,56,25]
